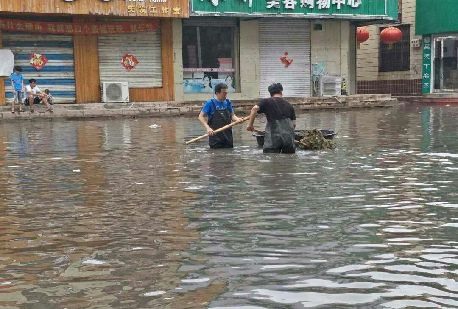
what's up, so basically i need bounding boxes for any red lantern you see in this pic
[356,27,369,49]
[380,26,403,47]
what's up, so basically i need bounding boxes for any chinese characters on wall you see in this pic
[126,0,182,16]
[0,19,159,35]
[194,0,391,17]
[0,0,187,18]
[422,36,432,94]
[266,0,361,10]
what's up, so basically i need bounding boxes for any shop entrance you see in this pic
[433,36,458,91]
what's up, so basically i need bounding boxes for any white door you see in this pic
[259,19,311,97]
[98,31,162,88]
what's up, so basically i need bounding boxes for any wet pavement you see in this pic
[0,103,457,308]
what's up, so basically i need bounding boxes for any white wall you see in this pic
[311,20,356,94]
[172,19,184,102]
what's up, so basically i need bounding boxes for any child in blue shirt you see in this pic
[10,66,24,113]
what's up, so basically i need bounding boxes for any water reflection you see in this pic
[0,104,457,308]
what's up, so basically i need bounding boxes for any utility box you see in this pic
[319,76,342,96]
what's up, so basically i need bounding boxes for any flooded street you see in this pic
[0,103,457,309]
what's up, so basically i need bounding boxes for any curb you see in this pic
[0,95,397,122]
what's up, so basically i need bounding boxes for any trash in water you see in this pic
[82,259,106,265]
[149,124,161,129]
[253,129,336,150]
[296,129,336,150]
[144,291,166,297]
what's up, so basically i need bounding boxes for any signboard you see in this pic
[0,0,189,18]
[416,0,458,35]
[0,49,14,77]
[422,36,432,94]
[126,0,184,17]
[191,0,398,20]
[0,19,159,35]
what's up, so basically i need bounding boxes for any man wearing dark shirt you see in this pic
[247,83,296,153]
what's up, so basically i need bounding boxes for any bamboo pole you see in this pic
[185,116,250,145]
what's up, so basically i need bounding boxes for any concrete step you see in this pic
[1,94,397,121]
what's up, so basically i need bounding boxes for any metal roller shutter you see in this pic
[3,33,76,104]
[259,19,311,98]
[98,31,162,88]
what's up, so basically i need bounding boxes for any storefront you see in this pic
[97,21,163,89]
[259,19,311,97]
[3,32,76,104]
[182,18,239,94]
[175,0,398,101]
[417,0,458,94]
[0,0,188,104]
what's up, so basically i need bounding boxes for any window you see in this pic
[182,20,239,93]
[379,25,410,72]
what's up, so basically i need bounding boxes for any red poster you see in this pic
[30,53,48,70]
[280,52,293,68]
[121,54,139,71]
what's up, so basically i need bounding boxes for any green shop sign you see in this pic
[191,0,398,20]
[422,36,432,94]
[416,0,458,35]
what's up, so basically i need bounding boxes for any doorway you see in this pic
[433,36,458,91]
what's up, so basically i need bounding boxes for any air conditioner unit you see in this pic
[320,76,342,96]
[102,82,129,103]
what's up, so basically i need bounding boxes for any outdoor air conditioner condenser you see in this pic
[102,82,129,103]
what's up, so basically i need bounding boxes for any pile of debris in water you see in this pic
[295,129,336,150]
[252,129,336,150]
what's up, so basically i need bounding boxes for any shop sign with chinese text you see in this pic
[422,36,432,94]
[191,0,398,20]
[0,0,188,18]
[0,19,159,35]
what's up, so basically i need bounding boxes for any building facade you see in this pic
[174,0,398,102]
[1,0,400,104]
[356,0,423,96]
[416,0,458,95]
[0,0,188,104]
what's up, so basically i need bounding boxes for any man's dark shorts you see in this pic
[24,97,41,106]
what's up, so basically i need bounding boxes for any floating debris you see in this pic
[253,129,336,150]
[82,259,107,265]
[296,129,336,151]
[144,291,166,297]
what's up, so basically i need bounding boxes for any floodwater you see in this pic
[0,103,457,309]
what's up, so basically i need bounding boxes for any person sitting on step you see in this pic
[25,79,53,113]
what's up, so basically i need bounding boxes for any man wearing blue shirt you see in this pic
[10,66,24,113]
[198,83,242,148]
